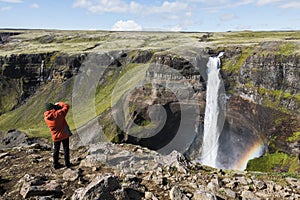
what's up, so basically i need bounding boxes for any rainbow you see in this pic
[233,142,265,171]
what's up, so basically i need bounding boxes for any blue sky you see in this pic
[0,0,299,32]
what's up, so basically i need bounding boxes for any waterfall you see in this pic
[201,52,224,168]
[38,60,44,82]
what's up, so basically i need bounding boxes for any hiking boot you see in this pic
[66,163,74,168]
[54,163,63,170]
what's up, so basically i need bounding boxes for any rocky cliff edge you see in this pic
[0,135,300,200]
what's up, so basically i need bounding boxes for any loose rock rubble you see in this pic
[0,142,299,199]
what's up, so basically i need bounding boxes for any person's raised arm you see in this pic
[56,102,69,116]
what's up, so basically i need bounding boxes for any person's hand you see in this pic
[54,103,62,110]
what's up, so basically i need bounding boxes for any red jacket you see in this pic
[44,102,70,142]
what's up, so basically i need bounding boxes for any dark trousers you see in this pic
[53,138,70,167]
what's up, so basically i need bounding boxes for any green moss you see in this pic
[287,131,300,142]
[294,94,300,101]
[289,157,300,172]
[100,112,121,142]
[245,82,255,89]
[258,87,284,99]
[246,152,299,172]
[0,86,18,114]
[277,42,299,56]
[222,47,254,73]
[63,62,150,132]
[267,135,277,152]
[0,52,153,142]
[49,52,60,66]
[0,80,74,138]
[217,189,225,196]
[139,119,151,126]
[254,86,300,114]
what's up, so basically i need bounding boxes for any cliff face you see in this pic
[220,47,300,171]
[0,53,84,114]
[119,53,207,155]
[0,53,49,113]
[0,30,299,172]
[238,54,299,113]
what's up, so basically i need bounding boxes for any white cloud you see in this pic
[73,0,192,31]
[149,1,189,13]
[188,0,252,7]
[233,0,253,6]
[74,0,299,32]
[257,0,282,6]
[73,0,90,7]
[168,15,180,20]
[196,0,252,14]
[73,0,142,13]
[187,0,228,4]
[185,11,193,16]
[256,0,300,9]
[0,0,22,3]
[170,25,183,32]
[279,1,300,9]
[129,1,142,12]
[0,6,11,11]
[112,20,142,31]
[30,3,39,9]
[73,0,189,15]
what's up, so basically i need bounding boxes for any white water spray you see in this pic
[38,60,44,82]
[201,52,224,168]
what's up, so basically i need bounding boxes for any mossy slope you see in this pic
[247,152,300,173]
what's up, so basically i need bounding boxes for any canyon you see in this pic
[0,29,299,199]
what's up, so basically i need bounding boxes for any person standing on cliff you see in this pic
[44,101,72,169]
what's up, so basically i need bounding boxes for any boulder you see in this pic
[193,190,217,200]
[207,181,218,192]
[169,186,189,200]
[285,177,300,189]
[255,191,271,199]
[63,169,80,182]
[19,174,62,198]
[224,188,236,198]
[71,174,121,200]
[124,188,142,200]
[235,176,248,185]
[81,142,163,174]
[72,188,85,200]
[0,152,9,159]
[112,188,129,200]
[162,150,191,173]
[145,191,158,200]
[0,130,30,149]
[0,130,50,150]
[253,180,267,190]
[241,191,259,200]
